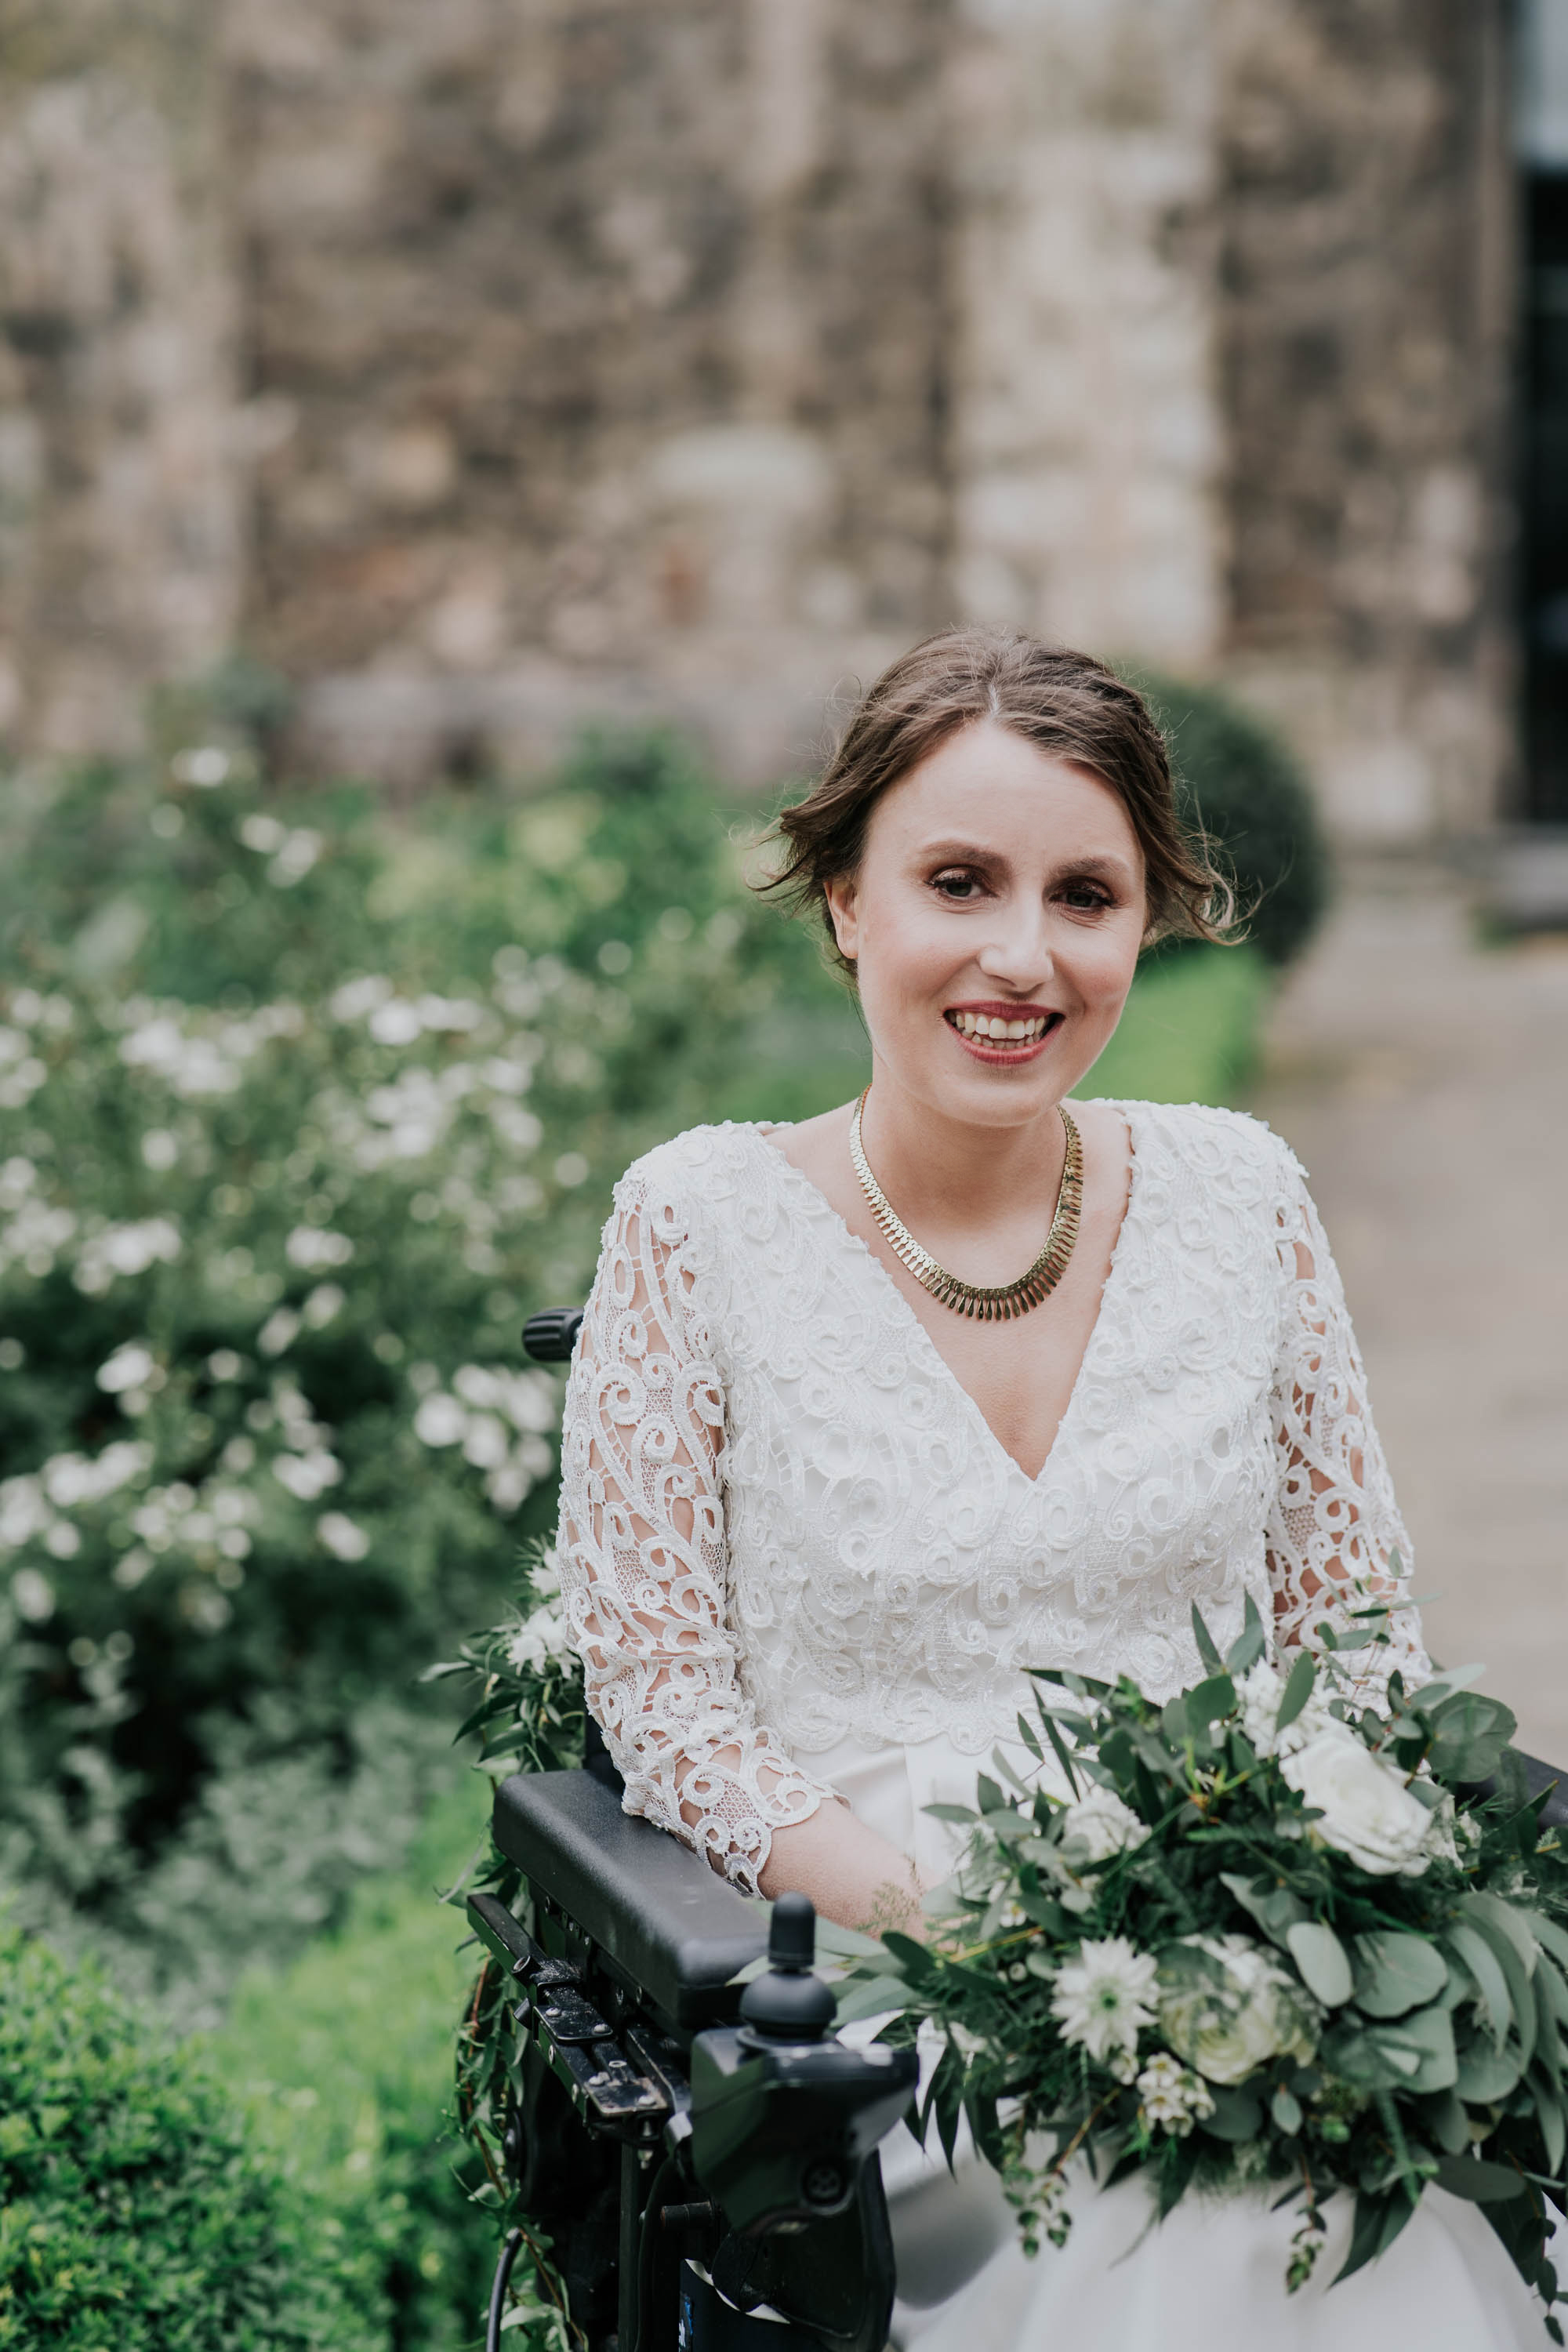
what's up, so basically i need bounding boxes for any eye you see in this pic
[929,867,985,902]
[1058,879,1114,913]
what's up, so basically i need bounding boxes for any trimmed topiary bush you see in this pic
[1136,673,1331,969]
[0,1919,369,2351]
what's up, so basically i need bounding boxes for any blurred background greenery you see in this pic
[0,677,1324,2347]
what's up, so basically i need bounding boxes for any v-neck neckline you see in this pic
[750,1102,1142,1490]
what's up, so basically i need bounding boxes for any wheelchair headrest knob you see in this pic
[739,1893,836,2042]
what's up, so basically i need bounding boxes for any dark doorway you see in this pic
[1520,171,1568,819]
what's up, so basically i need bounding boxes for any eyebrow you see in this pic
[917,840,1141,884]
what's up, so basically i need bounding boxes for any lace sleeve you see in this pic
[1265,1152,1431,1707]
[557,1161,840,1895]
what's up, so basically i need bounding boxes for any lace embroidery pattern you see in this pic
[557,1103,1428,1890]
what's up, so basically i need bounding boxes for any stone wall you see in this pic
[1218,0,1515,837]
[231,0,954,786]
[0,0,1522,830]
[0,1,242,753]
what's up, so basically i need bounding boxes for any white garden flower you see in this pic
[1281,1730,1436,1876]
[509,1602,573,1673]
[12,1569,55,1621]
[1136,2050,1215,2135]
[414,1392,466,1448]
[96,1342,155,1395]
[317,1512,371,1562]
[1236,1658,1346,1760]
[257,1308,301,1358]
[285,1226,354,1270]
[1058,1784,1150,1866]
[1158,1934,1319,2084]
[1050,1936,1160,2063]
[272,1450,343,1502]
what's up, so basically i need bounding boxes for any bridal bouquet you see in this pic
[830,1600,1568,2333]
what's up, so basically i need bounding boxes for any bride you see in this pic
[555,629,1547,2349]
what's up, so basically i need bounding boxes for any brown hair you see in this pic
[765,628,1234,973]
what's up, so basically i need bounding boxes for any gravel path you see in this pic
[1250,864,1568,1764]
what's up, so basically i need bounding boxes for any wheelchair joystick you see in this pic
[739,1895,836,2044]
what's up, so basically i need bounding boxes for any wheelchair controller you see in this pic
[465,1309,919,2352]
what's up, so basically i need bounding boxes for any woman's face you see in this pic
[825,719,1148,1127]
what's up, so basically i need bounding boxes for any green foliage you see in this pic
[1087,945,1269,1105]
[833,1624,1567,2322]
[1135,672,1332,968]
[0,1918,368,2351]
[206,1777,507,2352]
[0,725,844,1992]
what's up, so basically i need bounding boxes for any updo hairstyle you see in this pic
[766,628,1235,977]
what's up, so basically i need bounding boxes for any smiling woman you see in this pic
[546,630,1532,2349]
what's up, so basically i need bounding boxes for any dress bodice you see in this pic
[557,1102,1428,1894]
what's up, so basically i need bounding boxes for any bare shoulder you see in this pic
[764,1100,855,1183]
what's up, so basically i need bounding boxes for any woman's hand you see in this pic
[757,1802,929,1940]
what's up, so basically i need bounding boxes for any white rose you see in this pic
[1236,1657,1346,1761]
[1281,1730,1435,1876]
[1058,1784,1149,1866]
[1158,1934,1319,2085]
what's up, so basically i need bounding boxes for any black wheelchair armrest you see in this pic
[492,1769,768,2031]
[1479,1749,1568,1833]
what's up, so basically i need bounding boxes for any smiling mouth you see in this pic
[944,1007,1062,1054]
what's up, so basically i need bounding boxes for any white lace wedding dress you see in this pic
[557,1102,1549,2350]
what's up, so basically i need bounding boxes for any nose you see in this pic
[975,894,1054,995]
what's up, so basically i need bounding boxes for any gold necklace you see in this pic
[850,1089,1083,1322]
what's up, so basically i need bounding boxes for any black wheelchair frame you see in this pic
[469,1308,917,2352]
[478,1306,1568,2352]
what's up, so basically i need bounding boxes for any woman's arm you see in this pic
[558,1161,920,1930]
[1264,1152,1431,1704]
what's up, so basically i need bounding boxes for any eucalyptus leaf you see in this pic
[1220,1871,1308,1951]
[1334,2189,1416,2285]
[1200,2085,1263,2142]
[1190,1604,1224,1675]
[1432,2154,1529,2205]
[1411,2087,1470,2155]
[1461,1904,1537,2067]
[1271,2085,1303,2136]
[1350,1930,1449,2020]
[1453,2034,1523,2103]
[1275,1650,1318,1735]
[1287,1920,1354,2007]
[1445,1921,1512,2046]
[1225,1592,1266,1678]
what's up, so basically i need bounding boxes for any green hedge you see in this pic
[206,1780,503,2351]
[0,1920,368,2351]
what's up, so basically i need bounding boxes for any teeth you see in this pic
[949,1011,1053,1044]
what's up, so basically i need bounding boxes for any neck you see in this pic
[857,1062,1068,1230]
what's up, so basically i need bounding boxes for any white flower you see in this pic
[238,813,285,853]
[272,1450,343,1502]
[141,1128,180,1171]
[368,1000,423,1047]
[1158,1934,1319,2085]
[12,1569,55,1621]
[317,1512,370,1562]
[96,1342,155,1395]
[302,1283,345,1329]
[1050,1936,1160,2063]
[1058,1784,1150,1866]
[507,1603,573,1675]
[172,745,231,786]
[257,1308,300,1358]
[285,1227,354,1270]
[414,1393,466,1448]
[1136,2050,1214,2136]
[267,828,321,886]
[1281,1730,1436,1877]
[1236,1658,1346,1760]
[532,1548,562,1599]
[43,1442,150,1508]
